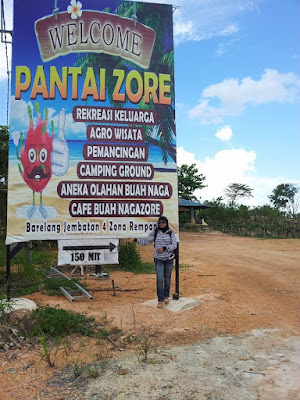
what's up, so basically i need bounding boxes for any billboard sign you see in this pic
[6,0,178,244]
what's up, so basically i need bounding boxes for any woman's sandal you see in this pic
[164,298,170,305]
[157,302,164,308]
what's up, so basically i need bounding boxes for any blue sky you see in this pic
[1,0,299,206]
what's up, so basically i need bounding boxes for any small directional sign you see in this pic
[62,243,117,252]
[58,239,119,266]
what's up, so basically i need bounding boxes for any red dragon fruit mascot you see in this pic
[15,102,69,218]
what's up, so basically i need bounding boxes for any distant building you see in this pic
[178,198,210,224]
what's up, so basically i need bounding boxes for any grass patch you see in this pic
[179,263,193,269]
[26,305,96,338]
[180,224,208,232]
[0,238,56,296]
[109,261,156,274]
[133,262,156,274]
[0,288,15,323]
[0,240,56,271]
[96,325,122,341]
[0,238,82,297]
[42,276,87,296]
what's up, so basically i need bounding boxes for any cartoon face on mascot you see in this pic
[20,109,53,193]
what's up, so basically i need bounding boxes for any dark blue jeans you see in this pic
[155,258,173,302]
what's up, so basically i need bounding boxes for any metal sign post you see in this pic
[173,242,179,300]
[6,242,28,299]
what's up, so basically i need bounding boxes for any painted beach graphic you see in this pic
[6,0,178,244]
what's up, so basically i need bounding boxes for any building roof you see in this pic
[178,198,210,208]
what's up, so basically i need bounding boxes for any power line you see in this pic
[1,0,12,126]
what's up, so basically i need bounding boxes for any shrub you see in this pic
[27,306,96,338]
[118,242,155,274]
[179,211,190,226]
[118,242,143,271]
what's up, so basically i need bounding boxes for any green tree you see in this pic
[204,196,224,207]
[268,183,299,217]
[75,2,176,163]
[201,199,300,238]
[224,183,253,206]
[0,125,9,235]
[178,164,206,201]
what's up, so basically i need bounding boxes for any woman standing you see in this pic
[129,216,177,308]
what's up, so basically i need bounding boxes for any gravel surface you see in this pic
[83,329,300,400]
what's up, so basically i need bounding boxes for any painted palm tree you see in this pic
[75,1,176,163]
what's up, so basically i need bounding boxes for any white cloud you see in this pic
[215,126,233,141]
[189,69,300,124]
[138,0,256,44]
[173,0,256,44]
[0,45,11,80]
[64,113,86,139]
[174,20,194,37]
[177,146,300,206]
[10,97,57,128]
[220,24,239,36]
[239,1,260,12]
[10,97,33,126]
[215,37,238,56]
[177,146,256,202]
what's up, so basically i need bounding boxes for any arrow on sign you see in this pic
[63,242,117,252]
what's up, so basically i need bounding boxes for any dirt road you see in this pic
[1,232,299,399]
[37,231,299,342]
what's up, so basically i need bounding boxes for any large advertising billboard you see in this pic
[6,0,178,244]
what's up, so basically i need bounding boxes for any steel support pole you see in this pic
[6,245,11,300]
[173,242,179,300]
[6,242,27,300]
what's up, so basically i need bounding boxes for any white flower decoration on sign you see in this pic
[67,0,82,19]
